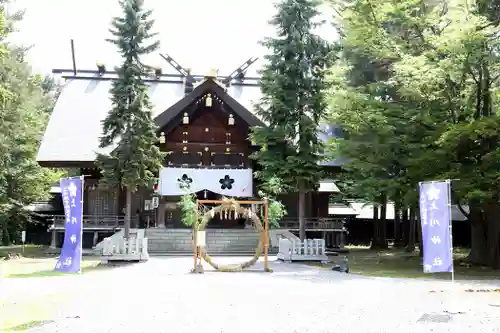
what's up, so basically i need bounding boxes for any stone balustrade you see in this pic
[277,238,328,263]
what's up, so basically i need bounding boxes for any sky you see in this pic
[8,0,337,77]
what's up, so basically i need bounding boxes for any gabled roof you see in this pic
[36,76,263,166]
[154,78,264,130]
[36,75,346,168]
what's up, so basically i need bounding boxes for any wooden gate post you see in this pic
[264,199,270,272]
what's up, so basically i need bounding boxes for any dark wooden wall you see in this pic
[160,100,252,168]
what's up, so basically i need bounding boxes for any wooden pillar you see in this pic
[339,230,345,249]
[264,200,270,272]
[193,200,198,272]
[50,230,57,249]
[156,197,166,228]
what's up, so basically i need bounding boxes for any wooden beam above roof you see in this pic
[159,53,197,84]
[222,57,259,86]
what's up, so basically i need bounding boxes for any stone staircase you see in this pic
[146,229,277,256]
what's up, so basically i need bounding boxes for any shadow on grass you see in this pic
[3,319,55,332]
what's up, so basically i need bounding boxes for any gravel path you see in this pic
[6,257,500,333]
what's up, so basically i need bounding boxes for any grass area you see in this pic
[2,259,101,278]
[323,246,500,280]
[0,245,103,331]
[0,245,53,259]
[0,293,64,332]
[0,245,101,278]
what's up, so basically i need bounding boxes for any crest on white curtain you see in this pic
[159,167,253,197]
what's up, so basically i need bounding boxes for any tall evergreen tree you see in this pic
[97,0,163,239]
[328,0,500,267]
[251,0,331,240]
[0,3,61,245]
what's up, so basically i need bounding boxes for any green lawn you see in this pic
[0,293,65,332]
[325,246,500,280]
[0,245,53,259]
[0,245,101,278]
[0,245,103,331]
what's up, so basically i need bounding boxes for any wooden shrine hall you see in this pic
[36,52,347,250]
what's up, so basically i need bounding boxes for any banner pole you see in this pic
[79,175,85,275]
[446,179,454,284]
[446,179,462,314]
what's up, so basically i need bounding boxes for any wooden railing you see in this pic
[51,215,125,228]
[279,217,345,231]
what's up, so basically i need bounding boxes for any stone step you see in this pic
[148,235,261,239]
[146,228,268,254]
[147,235,260,239]
[148,247,278,252]
[146,231,261,235]
[147,238,260,242]
[148,242,259,248]
[149,250,278,256]
[147,230,259,233]
[149,243,274,248]
[148,238,260,243]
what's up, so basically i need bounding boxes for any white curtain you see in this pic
[159,167,253,197]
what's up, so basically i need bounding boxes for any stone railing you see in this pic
[101,236,149,262]
[279,217,345,231]
[277,238,328,263]
[94,229,145,250]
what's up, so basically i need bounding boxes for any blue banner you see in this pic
[54,176,84,273]
[419,181,453,273]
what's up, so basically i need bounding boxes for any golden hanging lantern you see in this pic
[205,94,212,107]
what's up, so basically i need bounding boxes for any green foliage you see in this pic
[328,0,500,200]
[178,193,199,227]
[267,199,287,229]
[327,0,500,265]
[96,0,164,191]
[250,0,332,194]
[177,192,286,229]
[257,176,287,229]
[0,3,61,245]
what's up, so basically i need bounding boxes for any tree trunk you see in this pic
[485,202,500,269]
[125,187,132,240]
[406,206,416,252]
[379,197,388,249]
[402,208,409,246]
[394,200,402,247]
[467,204,489,265]
[370,204,380,249]
[416,204,423,258]
[298,182,306,241]
[1,216,10,246]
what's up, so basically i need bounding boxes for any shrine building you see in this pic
[36,54,348,253]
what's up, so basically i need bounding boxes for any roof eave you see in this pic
[153,78,264,131]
